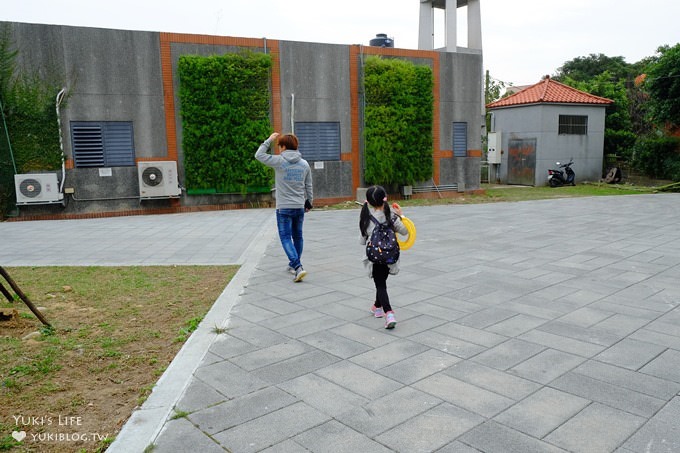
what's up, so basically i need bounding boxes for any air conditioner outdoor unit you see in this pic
[14,173,64,205]
[137,161,181,199]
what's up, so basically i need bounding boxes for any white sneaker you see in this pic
[293,267,307,282]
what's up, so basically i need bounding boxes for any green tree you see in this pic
[561,72,636,158]
[644,43,680,130]
[555,53,632,82]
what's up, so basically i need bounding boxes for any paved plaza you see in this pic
[2,194,680,452]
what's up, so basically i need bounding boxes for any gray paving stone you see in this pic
[260,438,309,453]
[518,329,607,357]
[592,313,655,337]
[379,349,461,384]
[623,396,680,453]
[444,360,540,400]
[330,323,398,347]
[335,386,442,437]
[229,340,311,371]
[188,386,297,434]
[435,441,487,453]
[639,348,680,383]
[472,338,546,371]
[458,420,568,453]
[207,334,258,359]
[212,402,330,453]
[486,313,548,337]
[573,360,680,399]
[631,328,680,351]
[298,329,372,359]
[537,321,622,346]
[226,323,291,348]
[293,420,392,453]
[433,322,508,348]
[493,387,590,438]
[557,306,614,327]
[174,377,226,413]
[509,348,586,384]
[376,403,484,452]
[194,360,269,399]
[315,361,403,400]
[152,417,224,453]
[403,301,468,321]
[594,338,668,371]
[409,330,487,358]
[348,338,429,370]
[413,373,514,418]
[457,307,519,329]
[387,313,450,337]
[277,373,370,417]
[545,402,646,453]
[259,309,327,330]
[252,349,341,384]
[277,315,346,338]
[550,372,666,417]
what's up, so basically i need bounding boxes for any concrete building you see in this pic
[3,6,483,218]
[486,77,613,186]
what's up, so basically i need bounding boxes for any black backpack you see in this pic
[366,215,400,264]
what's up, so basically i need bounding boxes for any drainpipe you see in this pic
[56,88,67,192]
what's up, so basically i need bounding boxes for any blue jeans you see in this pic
[276,208,305,270]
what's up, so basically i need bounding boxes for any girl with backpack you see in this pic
[359,185,408,329]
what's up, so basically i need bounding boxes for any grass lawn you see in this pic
[0,266,237,452]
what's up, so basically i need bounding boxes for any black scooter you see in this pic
[547,159,575,187]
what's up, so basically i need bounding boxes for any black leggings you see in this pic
[372,263,392,313]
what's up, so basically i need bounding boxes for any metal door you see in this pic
[507,138,536,186]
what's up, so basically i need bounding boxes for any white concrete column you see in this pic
[445,0,458,51]
[418,0,434,50]
[467,0,483,50]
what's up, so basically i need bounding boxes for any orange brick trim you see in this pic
[468,149,482,157]
[432,53,441,185]
[434,150,453,159]
[349,46,361,191]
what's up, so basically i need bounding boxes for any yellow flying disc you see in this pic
[397,215,416,251]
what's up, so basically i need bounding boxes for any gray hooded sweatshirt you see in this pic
[255,138,313,209]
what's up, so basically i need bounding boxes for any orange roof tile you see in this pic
[486,76,613,109]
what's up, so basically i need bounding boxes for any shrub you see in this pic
[630,135,680,180]
[363,56,433,187]
[178,51,273,193]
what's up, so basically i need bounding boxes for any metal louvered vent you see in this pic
[19,178,42,198]
[141,167,163,187]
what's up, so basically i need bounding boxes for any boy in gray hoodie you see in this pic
[255,132,313,282]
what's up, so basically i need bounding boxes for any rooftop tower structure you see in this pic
[418,0,482,52]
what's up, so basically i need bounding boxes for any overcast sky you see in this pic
[2,0,679,86]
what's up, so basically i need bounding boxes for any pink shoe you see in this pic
[370,305,384,318]
[384,311,396,329]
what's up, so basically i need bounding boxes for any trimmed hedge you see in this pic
[363,56,433,186]
[178,51,273,193]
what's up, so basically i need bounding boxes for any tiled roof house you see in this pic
[485,77,613,186]
[487,76,613,109]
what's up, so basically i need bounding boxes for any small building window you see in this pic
[453,122,467,157]
[294,122,341,162]
[71,121,135,167]
[558,115,588,135]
